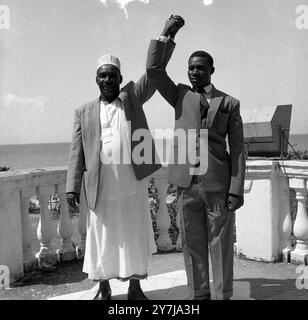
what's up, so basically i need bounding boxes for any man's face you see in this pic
[187,56,214,89]
[96,64,123,102]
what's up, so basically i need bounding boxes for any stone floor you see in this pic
[1,252,308,300]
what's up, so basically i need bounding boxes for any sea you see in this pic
[0,134,308,170]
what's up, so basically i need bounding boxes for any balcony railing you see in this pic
[1,160,308,284]
[0,166,180,283]
[235,160,308,265]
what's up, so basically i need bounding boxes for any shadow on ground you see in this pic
[0,259,94,300]
[109,285,188,300]
[236,278,308,300]
[11,259,87,288]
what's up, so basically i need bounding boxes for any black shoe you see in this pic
[186,293,211,300]
[127,288,149,300]
[93,287,112,300]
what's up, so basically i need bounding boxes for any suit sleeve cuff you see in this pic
[158,35,169,43]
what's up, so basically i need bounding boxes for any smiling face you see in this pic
[96,64,123,103]
[187,55,215,90]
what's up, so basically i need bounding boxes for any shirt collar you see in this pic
[100,96,123,105]
[192,83,213,94]
[203,83,213,94]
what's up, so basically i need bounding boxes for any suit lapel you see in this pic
[206,87,223,129]
[88,97,101,145]
[119,91,130,121]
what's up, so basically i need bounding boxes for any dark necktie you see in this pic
[194,87,210,122]
[194,88,210,166]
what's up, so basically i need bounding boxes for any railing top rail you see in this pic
[0,166,68,191]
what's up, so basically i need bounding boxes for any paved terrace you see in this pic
[1,252,307,300]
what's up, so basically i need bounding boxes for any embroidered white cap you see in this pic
[97,54,121,71]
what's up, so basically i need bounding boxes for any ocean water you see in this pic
[287,134,308,154]
[0,142,71,170]
[0,134,308,171]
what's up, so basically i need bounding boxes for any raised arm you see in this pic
[146,15,185,108]
[134,37,176,105]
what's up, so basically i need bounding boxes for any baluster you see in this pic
[281,208,292,262]
[291,186,308,265]
[155,170,172,251]
[56,184,76,262]
[277,175,292,262]
[76,186,88,259]
[20,187,38,271]
[35,185,57,267]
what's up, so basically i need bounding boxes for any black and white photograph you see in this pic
[0,0,308,307]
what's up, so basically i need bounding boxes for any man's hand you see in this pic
[161,15,185,39]
[66,192,80,209]
[226,194,244,212]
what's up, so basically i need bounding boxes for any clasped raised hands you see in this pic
[162,15,185,39]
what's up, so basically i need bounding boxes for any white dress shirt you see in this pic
[99,98,138,201]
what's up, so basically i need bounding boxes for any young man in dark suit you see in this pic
[146,15,245,300]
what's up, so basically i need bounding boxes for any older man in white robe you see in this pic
[66,38,176,300]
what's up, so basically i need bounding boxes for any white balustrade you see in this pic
[0,168,88,281]
[0,165,192,282]
[5,160,308,284]
[280,161,308,265]
[0,171,27,282]
[0,167,179,278]
[289,179,308,265]
[235,160,308,264]
[56,184,76,262]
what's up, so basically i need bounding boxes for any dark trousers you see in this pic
[177,176,234,299]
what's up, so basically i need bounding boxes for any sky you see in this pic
[0,0,308,144]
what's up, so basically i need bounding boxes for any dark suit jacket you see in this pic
[146,39,245,197]
[66,41,175,210]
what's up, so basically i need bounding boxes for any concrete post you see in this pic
[235,161,281,261]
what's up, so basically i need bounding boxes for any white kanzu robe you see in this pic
[82,98,157,280]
